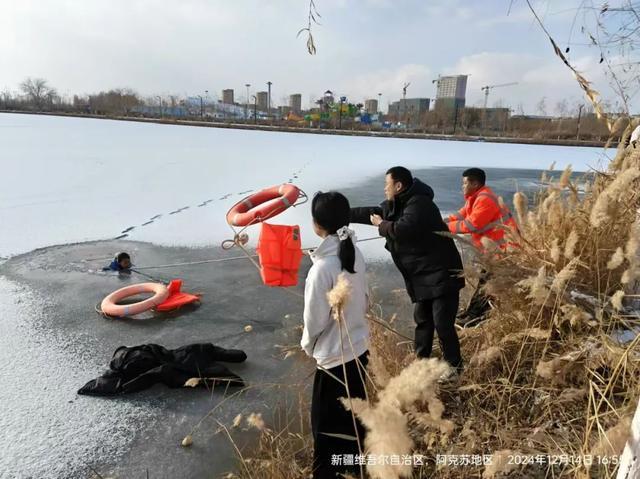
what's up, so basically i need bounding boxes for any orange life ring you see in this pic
[101,283,169,317]
[226,184,300,227]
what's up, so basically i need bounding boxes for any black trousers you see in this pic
[311,352,369,479]
[413,291,462,368]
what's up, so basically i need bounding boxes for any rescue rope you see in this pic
[131,236,384,271]
[133,255,257,270]
[130,267,171,284]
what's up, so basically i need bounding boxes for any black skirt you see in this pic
[311,352,369,479]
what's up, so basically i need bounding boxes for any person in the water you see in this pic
[103,252,132,272]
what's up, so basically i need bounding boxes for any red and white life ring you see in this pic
[226,184,300,227]
[101,283,169,317]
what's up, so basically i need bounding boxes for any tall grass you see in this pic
[210,126,640,478]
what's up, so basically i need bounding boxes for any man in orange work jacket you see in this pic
[447,168,518,249]
[446,168,518,325]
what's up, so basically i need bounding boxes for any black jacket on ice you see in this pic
[350,178,465,302]
[78,343,247,396]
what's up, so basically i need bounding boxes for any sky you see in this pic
[0,0,636,114]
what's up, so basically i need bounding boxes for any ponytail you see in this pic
[312,191,357,274]
[339,237,356,274]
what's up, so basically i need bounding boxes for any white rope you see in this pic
[134,255,255,270]
[132,236,384,271]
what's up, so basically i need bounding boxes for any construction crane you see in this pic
[481,82,518,109]
[400,82,411,125]
[402,82,411,101]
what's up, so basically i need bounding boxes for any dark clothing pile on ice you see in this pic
[78,343,246,396]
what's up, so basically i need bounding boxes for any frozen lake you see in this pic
[0,113,608,478]
[0,113,608,258]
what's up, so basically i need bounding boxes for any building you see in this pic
[364,99,378,113]
[222,89,234,104]
[289,94,302,113]
[435,75,467,110]
[388,98,430,120]
[256,91,268,111]
[436,75,467,99]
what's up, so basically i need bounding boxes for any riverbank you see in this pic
[0,110,611,148]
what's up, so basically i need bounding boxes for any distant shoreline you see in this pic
[0,110,611,148]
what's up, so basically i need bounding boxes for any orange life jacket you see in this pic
[155,279,201,312]
[257,223,303,287]
[448,186,519,249]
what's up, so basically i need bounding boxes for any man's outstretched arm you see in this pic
[350,206,383,225]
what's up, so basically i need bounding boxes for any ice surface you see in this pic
[0,113,607,257]
[0,277,160,478]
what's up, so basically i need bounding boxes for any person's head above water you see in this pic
[311,191,356,274]
[384,166,413,200]
[462,167,486,197]
[116,252,131,269]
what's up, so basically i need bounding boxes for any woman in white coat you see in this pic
[301,191,370,479]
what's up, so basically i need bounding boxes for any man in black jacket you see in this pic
[350,166,465,372]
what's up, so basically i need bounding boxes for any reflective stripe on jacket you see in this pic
[447,186,518,249]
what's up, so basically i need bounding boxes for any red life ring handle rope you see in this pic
[225,184,305,229]
[222,184,307,251]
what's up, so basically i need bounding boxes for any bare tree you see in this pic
[1,89,13,109]
[89,89,141,115]
[536,97,547,116]
[167,95,180,108]
[574,1,640,115]
[73,94,89,112]
[555,99,569,118]
[20,77,57,110]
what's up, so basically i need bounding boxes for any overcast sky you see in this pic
[0,0,634,113]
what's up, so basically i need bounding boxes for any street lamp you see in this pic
[197,95,204,118]
[245,84,251,121]
[267,81,272,119]
[204,90,208,119]
[377,92,382,115]
[339,96,346,129]
[252,95,258,124]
